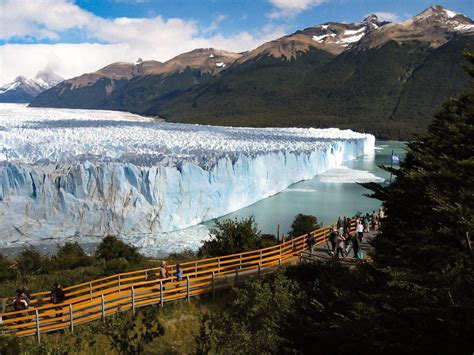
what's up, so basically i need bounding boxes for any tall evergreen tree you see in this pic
[361,50,474,329]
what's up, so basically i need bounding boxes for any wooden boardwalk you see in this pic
[0,219,375,341]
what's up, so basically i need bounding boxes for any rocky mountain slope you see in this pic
[0,70,63,103]
[30,49,241,111]
[30,6,474,139]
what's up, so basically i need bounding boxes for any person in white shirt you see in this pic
[356,219,364,242]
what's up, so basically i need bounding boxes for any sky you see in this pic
[0,0,473,85]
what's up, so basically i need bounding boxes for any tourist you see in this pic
[351,233,360,259]
[363,213,370,232]
[378,208,385,228]
[335,232,345,260]
[356,219,364,242]
[50,284,66,304]
[343,216,348,235]
[21,286,31,307]
[337,216,343,229]
[371,210,377,230]
[329,227,338,255]
[307,234,316,254]
[50,283,66,318]
[344,231,352,256]
[176,264,184,282]
[13,289,29,311]
[159,261,169,279]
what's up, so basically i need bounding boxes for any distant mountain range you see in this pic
[0,70,63,103]
[30,6,474,139]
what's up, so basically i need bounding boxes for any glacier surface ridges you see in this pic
[0,104,375,245]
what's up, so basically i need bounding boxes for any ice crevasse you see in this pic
[0,104,375,242]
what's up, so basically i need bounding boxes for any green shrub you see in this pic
[53,242,92,270]
[288,213,321,237]
[198,216,263,257]
[15,246,47,276]
[95,235,142,262]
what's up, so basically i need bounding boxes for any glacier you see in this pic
[0,104,375,246]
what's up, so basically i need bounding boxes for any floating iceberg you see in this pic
[0,104,375,245]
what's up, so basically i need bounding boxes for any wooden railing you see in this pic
[0,220,356,341]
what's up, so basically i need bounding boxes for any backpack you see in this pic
[13,295,27,311]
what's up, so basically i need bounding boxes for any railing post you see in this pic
[131,287,135,314]
[235,267,239,285]
[186,276,190,302]
[145,270,148,280]
[69,304,74,333]
[118,275,121,292]
[35,309,41,344]
[279,258,282,267]
[89,283,93,301]
[212,271,215,299]
[260,250,262,262]
[300,252,303,263]
[258,263,261,278]
[101,295,105,322]
[160,281,164,307]
[217,258,220,272]
[194,261,198,274]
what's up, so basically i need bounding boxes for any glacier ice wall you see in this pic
[0,104,375,244]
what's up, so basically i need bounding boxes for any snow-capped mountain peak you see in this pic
[0,71,64,103]
[34,70,64,90]
[405,5,474,32]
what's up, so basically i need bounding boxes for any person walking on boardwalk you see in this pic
[329,227,338,256]
[159,261,170,279]
[50,284,66,304]
[335,232,345,260]
[363,213,370,232]
[307,234,315,254]
[344,230,352,256]
[351,233,360,259]
[50,283,66,319]
[371,210,377,230]
[343,216,349,235]
[21,286,31,308]
[356,219,364,242]
[176,264,184,282]
[337,216,343,230]
[13,289,29,311]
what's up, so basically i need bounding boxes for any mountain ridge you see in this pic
[30,5,474,139]
[0,70,63,103]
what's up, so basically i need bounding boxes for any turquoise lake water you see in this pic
[205,140,406,235]
[1,141,405,257]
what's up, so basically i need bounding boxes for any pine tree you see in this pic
[362,50,474,324]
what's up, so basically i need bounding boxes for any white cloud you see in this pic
[202,14,227,34]
[0,0,287,85]
[372,12,402,23]
[266,0,326,19]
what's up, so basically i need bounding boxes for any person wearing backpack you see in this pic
[13,289,29,311]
